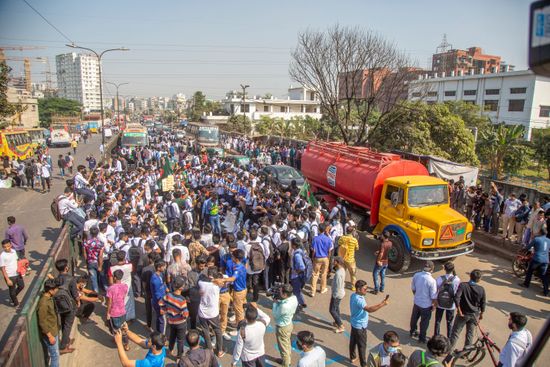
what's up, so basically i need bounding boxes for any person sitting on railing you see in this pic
[58,187,85,240]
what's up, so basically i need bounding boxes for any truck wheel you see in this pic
[388,235,411,272]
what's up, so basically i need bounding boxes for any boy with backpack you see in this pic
[290,237,312,311]
[246,229,267,303]
[54,259,78,354]
[434,262,460,338]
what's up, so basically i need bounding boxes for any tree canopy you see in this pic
[368,101,478,165]
[38,97,81,128]
[0,60,16,128]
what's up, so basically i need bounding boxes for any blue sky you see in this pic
[0,0,529,100]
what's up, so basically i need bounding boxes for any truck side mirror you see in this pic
[391,191,399,207]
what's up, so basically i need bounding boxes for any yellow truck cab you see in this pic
[376,176,474,271]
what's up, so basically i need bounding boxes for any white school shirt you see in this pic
[198,281,220,319]
[232,308,271,363]
[0,250,19,277]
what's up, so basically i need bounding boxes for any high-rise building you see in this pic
[56,52,101,112]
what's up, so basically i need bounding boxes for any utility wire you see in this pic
[20,0,73,44]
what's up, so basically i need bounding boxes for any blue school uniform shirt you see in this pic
[135,346,166,367]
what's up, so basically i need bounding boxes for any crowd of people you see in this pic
[1,128,547,367]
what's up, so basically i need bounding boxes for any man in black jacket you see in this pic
[448,269,486,351]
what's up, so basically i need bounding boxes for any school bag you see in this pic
[249,241,266,272]
[53,275,76,314]
[436,275,456,309]
[128,239,143,269]
[165,203,177,220]
[295,249,313,281]
[51,195,64,221]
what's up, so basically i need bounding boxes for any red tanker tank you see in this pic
[301,141,429,226]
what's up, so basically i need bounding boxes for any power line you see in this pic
[20,0,73,44]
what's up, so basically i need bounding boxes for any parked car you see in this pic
[260,164,304,189]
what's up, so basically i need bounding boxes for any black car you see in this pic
[260,165,304,189]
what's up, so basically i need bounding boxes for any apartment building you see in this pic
[56,53,101,112]
[432,46,504,76]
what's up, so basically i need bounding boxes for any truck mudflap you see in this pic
[411,241,475,260]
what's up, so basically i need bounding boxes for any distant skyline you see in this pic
[0,0,529,100]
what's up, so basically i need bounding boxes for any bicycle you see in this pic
[451,323,501,367]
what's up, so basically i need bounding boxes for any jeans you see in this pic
[59,310,76,349]
[249,273,261,302]
[144,292,152,328]
[59,168,65,177]
[329,296,343,327]
[64,211,85,239]
[291,275,306,306]
[524,261,549,295]
[434,307,455,338]
[449,313,479,350]
[199,315,223,354]
[372,263,388,292]
[76,187,95,202]
[125,288,136,320]
[42,335,60,367]
[242,356,265,367]
[350,327,368,367]
[87,263,99,293]
[209,215,221,236]
[7,275,24,306]
[410,304,433,342]
[152,301,166,334]
[168,322,187,357]
[109,315,128,346]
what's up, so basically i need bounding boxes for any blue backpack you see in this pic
[296,249,313,281]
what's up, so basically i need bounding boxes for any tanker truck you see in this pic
[301,141,474,272]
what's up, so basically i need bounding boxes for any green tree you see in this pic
[0,60,16,126]
[368,101,478,165]
[38,97,81,128]
[477,123,526,179]
[188,91,206,120]
[227,115,252,134]
[531,129,550,179]
[444,100,491,136]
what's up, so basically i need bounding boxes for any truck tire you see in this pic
[388,235,411,272]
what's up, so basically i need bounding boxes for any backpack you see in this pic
[179,349,214,367]
[127,239,143,269]
[53,275,76,314]
[166,203,177,220]
[296,250,313,281]
[249,241,266,272]
[436,275,456,309]
[417,351,440,367]
[51,195,64,221]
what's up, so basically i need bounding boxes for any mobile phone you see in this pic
[385,295,390,301]
[443,354,453,364]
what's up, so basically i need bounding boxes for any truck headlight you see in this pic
[423,238,434,246]
[466,232,472,240]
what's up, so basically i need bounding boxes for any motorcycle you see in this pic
[512,248,532,278]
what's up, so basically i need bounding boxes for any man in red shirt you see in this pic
[372,231,392,294]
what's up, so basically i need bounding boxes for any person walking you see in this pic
[498,312,533,367]
[310,223,332,297]
[449,269,486,351]
[519,228,549,296]
[372,231,392,295]
[329,256,346,333]
[40,159,52,193]
[272,284,298,367]
[1,239,24,307]
[338,223,359,290]
[38,279,65,366]
[57,154,66,178]
[231,303,271,367]
[71,138,78,154]
[4,216,28,259]
[296,331,326,367]
[160,276,189,359]
[350,280,390,367]
[409,261,437,344]
[434,261,461,338]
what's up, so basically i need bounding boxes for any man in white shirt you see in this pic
[410,261,437,344]
[434,262,461,338]
[1,239,24,307]
[231,303,270,367]
[499,312,532,367]
[502,193,521,240]
[296,330,326,367]
[198,267,226,358]
[58,187,85,239]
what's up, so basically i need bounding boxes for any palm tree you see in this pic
[477,123,525,179]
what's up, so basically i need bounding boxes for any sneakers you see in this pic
[334,326,345,333]
[320,288,328,294]
[228,315,236,322]
[222,333,232,341]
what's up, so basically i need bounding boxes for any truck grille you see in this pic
[439,223,466,245]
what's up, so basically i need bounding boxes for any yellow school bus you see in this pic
[0,130,34,160]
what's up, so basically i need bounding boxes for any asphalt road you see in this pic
[68,234,550,367]
[0,133,104,342]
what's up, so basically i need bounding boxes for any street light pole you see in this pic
[66,44,129,146]
[106,82,129,128]
[240,84,249,132]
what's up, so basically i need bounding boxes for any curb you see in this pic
[472,231,518,261]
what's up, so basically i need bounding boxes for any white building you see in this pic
[56,53,101,112]
[222,86,322,121]
[408,70,550,139]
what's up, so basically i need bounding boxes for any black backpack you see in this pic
[128,239,143,269]
[53,275,76,314]
[437,275,456,309]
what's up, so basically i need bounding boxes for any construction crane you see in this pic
[0,45,46,61]
[3,56,52,93]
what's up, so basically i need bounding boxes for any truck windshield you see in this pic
[408,185,448,207]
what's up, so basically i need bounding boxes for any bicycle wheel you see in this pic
[461,347,487,367]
